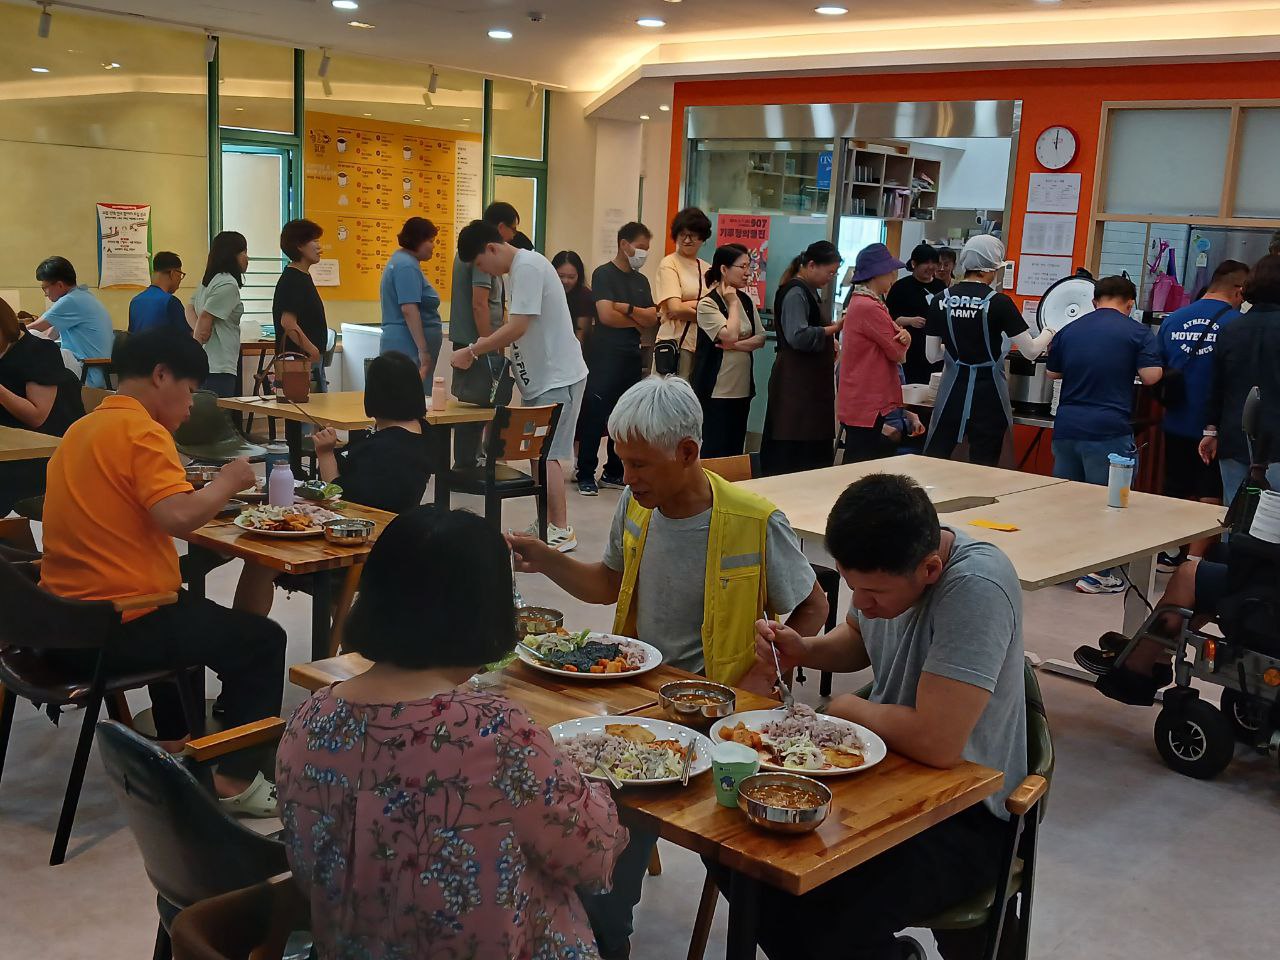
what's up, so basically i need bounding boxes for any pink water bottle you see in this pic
[430,376,447,411]
[267,461,295,506]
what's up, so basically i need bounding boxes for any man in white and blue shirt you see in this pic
[28,256,114,388]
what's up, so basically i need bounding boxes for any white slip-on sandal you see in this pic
[217,772,279,818]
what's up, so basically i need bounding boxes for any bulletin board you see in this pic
[303,111,483,303]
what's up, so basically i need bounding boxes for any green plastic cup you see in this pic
[712,741,761,807]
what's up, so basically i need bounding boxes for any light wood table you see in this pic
[184,501,395,660]
[288,654,1002,959]
[217,392,495,503]
[0,426,59,462]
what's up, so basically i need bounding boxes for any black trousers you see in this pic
[924,379,1008,467]
[707,804,1006,960]
[841,417,897,464]
[702,397,752,459]
[64,592,285,778]
[0,458,47,516]
[577,345,641,480]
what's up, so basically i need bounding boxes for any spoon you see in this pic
[592,745,624,789]
[768,619,795,711]
[680,736,696,786]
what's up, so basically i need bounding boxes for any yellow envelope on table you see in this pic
[970,519,1020,532]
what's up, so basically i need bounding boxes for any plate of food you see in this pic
[234,504,342,538]
[709,704,886,776]
[517,628,662,680]
[551,716,713,786]
[295,479,344,503]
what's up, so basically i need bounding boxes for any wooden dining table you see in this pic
[0,425,60,462]
[289,654,1003,959]
[215,392,494,504]
[183,500,395,660]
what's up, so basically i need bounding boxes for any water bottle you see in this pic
[1106,453,1135,509]
[267,459,296,507]
[430,376,447,411]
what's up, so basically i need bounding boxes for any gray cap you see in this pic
[957,235,1005,274]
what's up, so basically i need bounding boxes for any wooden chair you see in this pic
[0,557,203,865]
[171,876,311,960]
[326,562,365,658]
[446,404,562,538]
[78,330,129,387]
[700,454,841,693]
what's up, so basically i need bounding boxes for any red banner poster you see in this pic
[715,214,770,308]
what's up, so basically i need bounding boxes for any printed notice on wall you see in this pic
[312,259,341,287]
[1016,255,1073,297]
[1026,173,1081,213]
[1021,213,1076,257]
[96,203,152,288]
[454,140,482,226]
[598,207,630,264]
[1021,299,1042,334]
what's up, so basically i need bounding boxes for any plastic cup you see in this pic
[1107,453,1135,508]
[712,741,761,807]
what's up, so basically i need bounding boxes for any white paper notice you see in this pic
[453,140,482,225]
[96,202,152,288]
[1016,255,1073,297]
[1021,299,1042,334]
[1021,213,1076,256]
[311,259,341,287]
[1027,173,1081,213]
[599,207,629,263]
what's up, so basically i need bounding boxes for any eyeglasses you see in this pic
[676,233,701,245]
[172,270,187,280]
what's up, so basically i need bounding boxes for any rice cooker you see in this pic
[1006,269,1096,413]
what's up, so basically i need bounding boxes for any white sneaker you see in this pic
[1075,573,1125,594]
[548,523,577,553]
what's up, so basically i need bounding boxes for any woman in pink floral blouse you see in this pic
[276,507,627,959]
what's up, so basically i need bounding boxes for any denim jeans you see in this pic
[1053,434,1136,577]
[1220,458,1280,507]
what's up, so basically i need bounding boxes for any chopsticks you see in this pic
[282,397,321,428]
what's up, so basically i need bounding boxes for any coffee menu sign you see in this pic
[304,112,482,303]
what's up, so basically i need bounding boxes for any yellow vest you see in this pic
[612,469,776,685]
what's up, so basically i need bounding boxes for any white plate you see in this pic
[232,514,326,538]
[516,632,663,681]
[708,709,887,777]
[549,715,714,786]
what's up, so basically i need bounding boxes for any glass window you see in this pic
[1103,108,1231,217]
[490,78,545,160]
[1233,108,1280,219]
[688,139,834,217]
[218,37,295,135]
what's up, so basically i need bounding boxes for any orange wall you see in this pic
[666,60,1280,302]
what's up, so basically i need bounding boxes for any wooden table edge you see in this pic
[1015,522,1228,590]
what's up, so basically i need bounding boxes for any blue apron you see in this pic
[925,289,1013,447]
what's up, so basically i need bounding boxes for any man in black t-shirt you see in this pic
[273,219,330,391]
[886,243,946,385]
[575,222,657,495]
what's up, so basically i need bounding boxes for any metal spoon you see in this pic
[680,736,696,786]
[768,621,795,711]
[592,745,624,789]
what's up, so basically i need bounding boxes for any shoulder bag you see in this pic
[1152,302,1231,410]
[653,264,703,377]
[451,351,514,408]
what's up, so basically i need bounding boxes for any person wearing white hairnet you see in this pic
[922,235,1054,465]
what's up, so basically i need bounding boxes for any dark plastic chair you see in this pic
[12,495,43,522]
[171,877,311,960]
[175,390,268,464]
[0,557,201,865]
[97,719,290,960]
[447,404,562,539]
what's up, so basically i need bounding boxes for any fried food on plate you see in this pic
[605,724,656,744]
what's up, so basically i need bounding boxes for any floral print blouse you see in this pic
[277,685,628,960]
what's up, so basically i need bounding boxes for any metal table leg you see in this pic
[1123,552,1157,635]
[311,569,333,661]
[725,869,762,960]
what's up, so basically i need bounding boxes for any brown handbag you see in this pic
[260,352,311,404]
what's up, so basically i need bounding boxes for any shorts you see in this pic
[1164,433,1222,501]
[522,378,586,462]
[1194,559,1229,616]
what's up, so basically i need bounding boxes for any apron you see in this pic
[925,289,1013,447]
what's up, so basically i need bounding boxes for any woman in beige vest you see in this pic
[654,207,712,377]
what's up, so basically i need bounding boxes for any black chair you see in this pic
[0,557,202,865]
[97,719,290,960]
[447,404,562,539]
[171,877,311,960]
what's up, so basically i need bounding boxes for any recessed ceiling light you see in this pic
[331,1,359,10]
[31,66,49,73]
[103,61,122,69]
[659,104,670,111]
[461,117,472,122]
[347,20,376,28]
[814,5,848,13]
[639,114,651,120]
[636,17,665,27]
[488,28,513,39]
[362,112,372,117]
[235,107,244,111]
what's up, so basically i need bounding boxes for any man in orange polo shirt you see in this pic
[41,328,284,813]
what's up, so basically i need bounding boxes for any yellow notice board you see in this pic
[303,112,483,303]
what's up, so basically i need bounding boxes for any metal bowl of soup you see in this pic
[322,518,375,545]
[658,680,736,727]
[737,772,831,834]
[517,606,564,638]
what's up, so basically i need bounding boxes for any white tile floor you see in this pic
[3,478,1278,960]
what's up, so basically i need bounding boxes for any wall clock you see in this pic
[1035,125,1078,170]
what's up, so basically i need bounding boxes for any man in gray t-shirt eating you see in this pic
[747,473,1027,960]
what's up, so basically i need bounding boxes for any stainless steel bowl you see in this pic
[517,606,564,637]
[322,518,375,544]
[658,680,736,728]
[184,464,220,488]
[737,772,832,834]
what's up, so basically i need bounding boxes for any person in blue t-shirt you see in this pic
[128,251,190,336]
[1047,275,1163,594]
[378,216,442,393]
[26,256,114,388]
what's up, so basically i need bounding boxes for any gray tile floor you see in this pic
[3,480,1278,960]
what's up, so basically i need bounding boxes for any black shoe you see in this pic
[1074,645,1118,676]
[1094,663,1174,707]
[577,477,599,496]
[598,474,625,490]
[1098,631,1132,654]
[1157,551,1184,573]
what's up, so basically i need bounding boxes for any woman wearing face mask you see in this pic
[655,207,713,378]
[379,217,443,391]
[922,234,1053,466]
[759,240,844,476]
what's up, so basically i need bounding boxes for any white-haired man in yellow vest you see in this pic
[509,373,827,960]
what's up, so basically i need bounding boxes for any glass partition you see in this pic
[1234,107,1280,219]
[1103,108,1231,217]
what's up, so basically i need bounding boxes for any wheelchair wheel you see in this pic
[1219,689,1266,745]
[1155,699,1234,779]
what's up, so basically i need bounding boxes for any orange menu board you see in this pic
[304,111,482,303]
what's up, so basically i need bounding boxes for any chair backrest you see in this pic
[0,556,117,651]
[0,517,37,553]
[1023,661,1054,822]
[701,454,762,483]
[95,721,289,911]
[486,404,562,464]
[82,385,114,413]
[174,390,237,447]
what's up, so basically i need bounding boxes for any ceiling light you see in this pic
[422,91,433,106]
[362,112,372,117]
[488,28,513,39]
[331,1,359,10]
[659,104,670,111]
[428,65,439,94]
[814,5,848,13]
[461,117,472,122]
[321,76,333,97]
[347,20,376,28]
[103,61,122,69]
[235,107,244,111]
[636,17,665,27]
[205,34,218,63]
[31,66,49,73]
[317,48,331,78]
[525,83,539,108]
[640,114,652,121]
[413,118,422,122]
[38,4,51,39]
